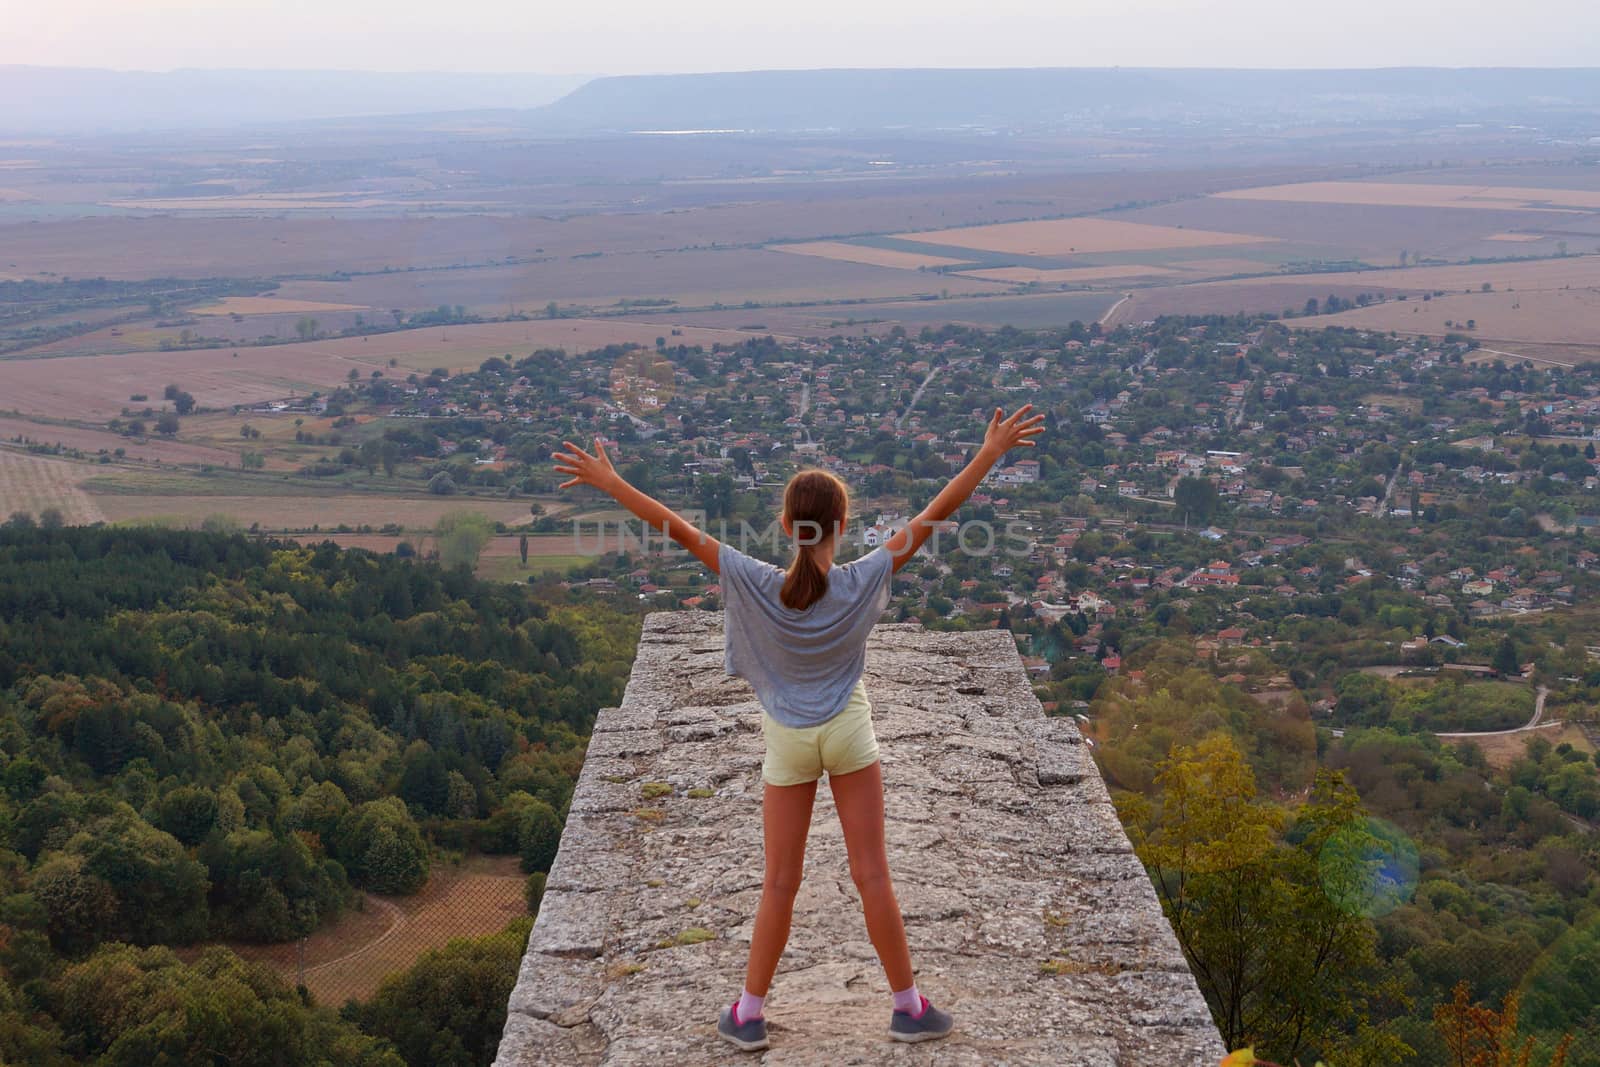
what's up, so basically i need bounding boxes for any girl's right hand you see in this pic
[982,404,1046,456]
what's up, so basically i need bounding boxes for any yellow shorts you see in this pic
[760,680,881,787]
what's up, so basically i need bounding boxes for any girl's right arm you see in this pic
[883,404,1044,572]
[553,438,722,574]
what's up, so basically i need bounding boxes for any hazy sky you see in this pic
[8,0,1599,74]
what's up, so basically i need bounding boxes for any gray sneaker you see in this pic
[718,1002,770,1051]
[889,997,954,1043]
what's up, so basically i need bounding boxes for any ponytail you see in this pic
[781,546,829,610]
[778,470,849,611]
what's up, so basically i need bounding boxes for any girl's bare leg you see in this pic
[744,779,818,996]
[828,761,914,991]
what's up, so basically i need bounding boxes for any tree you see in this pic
[436,511,494,570]
[1434,980,1572,1067]
[497,793,562,874]
[51,943,401,1067]
[354,920,531,1067]
[519,532,529,565]
[1174,476,1219,524]
[41,810,209,948]
[333,798,429,895]
[172,390,196,415]
[150,785,218,846]
[525,872,546,916]
[199,829,348,942]
[155,412,180,436]
[428,471,457,496]
[1126,738,1403,1063]
[1493,636,1521,677]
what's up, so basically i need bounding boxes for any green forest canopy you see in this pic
[0,527,638,1063]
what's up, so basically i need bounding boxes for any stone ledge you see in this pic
[496,612,1226,1066]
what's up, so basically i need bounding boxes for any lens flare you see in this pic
[1317,816,1419,919]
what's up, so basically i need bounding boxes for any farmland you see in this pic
[0,319,785,421]
[1114,254,1600,343]
[900,217,1277,256]
[1300,287,1600,348]
[191,295,372,316]
[1215,180,1600,212]
[5,126,1600,554]
[0,413,246,466]
[267,246,994,316]
[959,264,1180,284]
[0,450,103,524]
[90,493,542,531]
[206,854,528,1004]
[768,241,974,270]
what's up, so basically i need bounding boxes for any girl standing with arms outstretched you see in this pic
[554,404,1043,1051]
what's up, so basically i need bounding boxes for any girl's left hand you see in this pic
[553,438,620,492]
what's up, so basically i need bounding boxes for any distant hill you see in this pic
[527,66,1600,133]
[0,65,589,133]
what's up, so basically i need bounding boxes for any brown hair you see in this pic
[780,469,849,611]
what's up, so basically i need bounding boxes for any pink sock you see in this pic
[892,986,924,1017]
[735,989,765,1023]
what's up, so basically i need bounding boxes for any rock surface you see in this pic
[496,612,1227,1066]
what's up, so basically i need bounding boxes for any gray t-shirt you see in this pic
[718,542,895,728]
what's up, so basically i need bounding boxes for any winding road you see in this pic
[1329,686,1552,739]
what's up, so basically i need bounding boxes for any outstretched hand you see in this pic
[552,438,620,492]
[981,404,1046,456]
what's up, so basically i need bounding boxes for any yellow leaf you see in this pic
[1221,1051,1257,1067]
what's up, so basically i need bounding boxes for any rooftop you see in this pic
[497,612,1226,1065]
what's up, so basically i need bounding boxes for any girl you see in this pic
[553,403,1044,1051]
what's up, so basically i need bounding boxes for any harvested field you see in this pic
[0,450,104,524]
[1104,255,1600,328]
[1170,257,1283,275]
[1119,196,1562,262]
[959,264,1179,285]
[1310,255,1600,292]
[1485,232,1544,242]
[217,855,528,1004]
[0,172,1248,279]
[191,296,371,316]
[1102,280,1393,326]
[1215,181,1600,212]
[1298,288,1600,347]
[108,195,415,211]
[0,415,244,466]
[289,532,586,558]
[270,247,986,314]
[767,241,972,270]
[900,217,1276,256]
[0,320,781,419]
[92,494,541,531]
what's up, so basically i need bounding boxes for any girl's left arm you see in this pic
[553,438,722,574]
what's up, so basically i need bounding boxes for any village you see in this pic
[296,313,1600,717]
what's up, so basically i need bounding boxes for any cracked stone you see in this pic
[494,613,1227,1067]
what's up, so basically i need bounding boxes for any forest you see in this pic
[1096,644,1600,1065]
[0,527,638,1064]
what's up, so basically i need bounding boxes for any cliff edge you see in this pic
[496,612,1226,1065]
